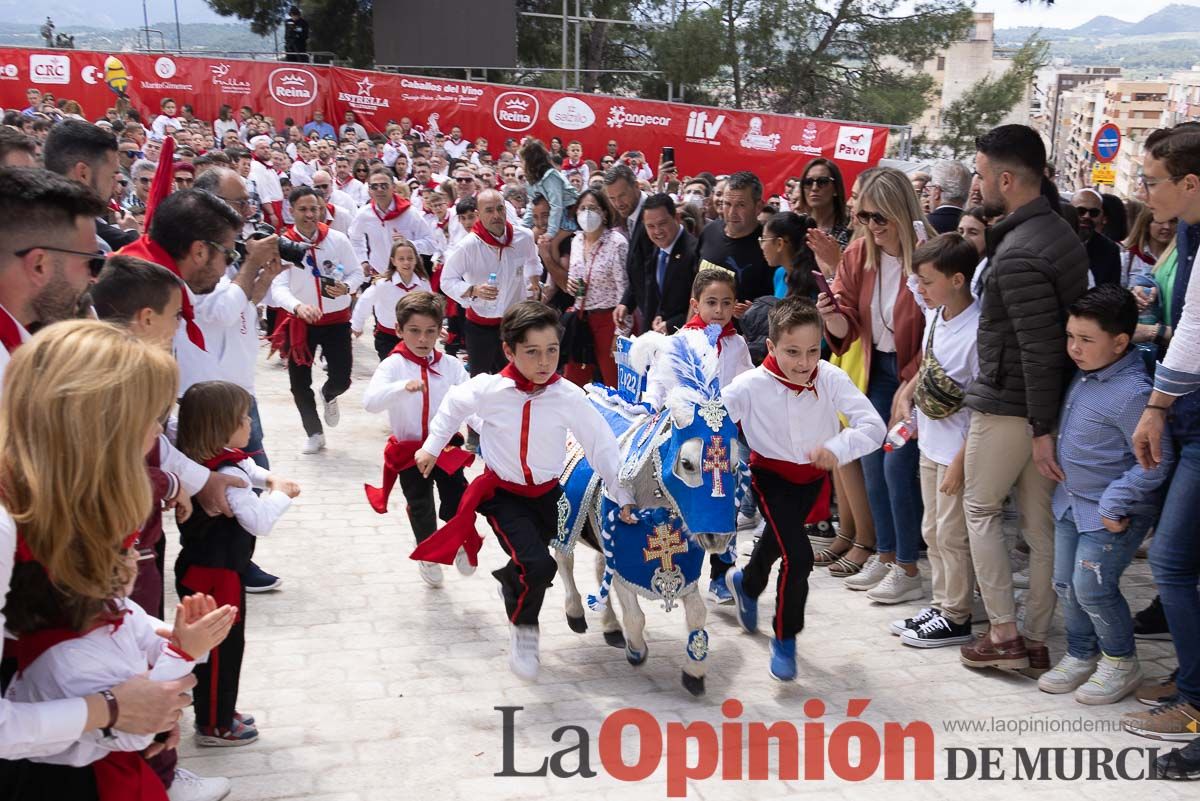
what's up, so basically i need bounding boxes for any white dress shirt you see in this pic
[270,227,362,315]
[329,187,358,211]
[248,159,282,207]
[350,273,432,334]
[217,456,292,537]
[6,598,201,767]
[722,361,885,466]
[422,373,634,506]
[325,201,355,236]
[363,349,468,441]
[191,271,259,394]
[440,226,541,321]
[348,201,441,274]
[0,304,32,402]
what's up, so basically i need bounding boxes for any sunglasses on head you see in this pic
[855,210,889,226]
[1073,206,1102,218]
[802,176,835,188]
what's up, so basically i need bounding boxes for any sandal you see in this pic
[813,532,854,566]
[828,546,875,578]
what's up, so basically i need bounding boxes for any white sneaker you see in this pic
[843,555,889,591]
[323,396,340,427]
[509,624,540,680]
[418,561,443,588]
[1012,568,1030,589]
[168,768,231,801]
[454,547,476,576]
[301,433,326,454]
[1075,654,1144,705]
[865,564,925,604]
[1038,653,1100,694]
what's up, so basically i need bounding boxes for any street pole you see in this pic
[561,0,568,91]
[173,0,182,50]
[574,0,581,91]
[142,0,150,51]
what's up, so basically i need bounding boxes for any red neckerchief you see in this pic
[253,152,272,166]
[390,341,442,376]
[12,613,131,673]
[564,157,584,170]
[326,203,337,220]
[1130,245,1157,267]
[114,235,205,350]
[500,362,561,394]
[372,194,411,222]
[435,215,449,231]
[336,174,353,188]
[472,219,514,256]
[762,355,818,397]
[391,272,420,291]
[423,180,439,190]
[283,223,332,310]
[202,448,258,471]
[0,304,26,354]
[682,315,737,353]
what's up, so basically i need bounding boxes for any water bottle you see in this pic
[485,272,498,314]
[333,263,345,283]
[883,411,917,453]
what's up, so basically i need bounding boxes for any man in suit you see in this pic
[926,159,972,234]
[1072,188,1122,285]
[641,193,698,333]
[604,163,655,332]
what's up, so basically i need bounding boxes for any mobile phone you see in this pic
[319,275,340,299]
[661,146,675,167]
[811,270,840,312]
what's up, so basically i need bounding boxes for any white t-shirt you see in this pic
[915,302,981,467]
[870,252,903,353]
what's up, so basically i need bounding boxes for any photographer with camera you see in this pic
[270,185,361,455]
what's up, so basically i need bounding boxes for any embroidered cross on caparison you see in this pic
[703,435,730,497]
[643,520,689,572]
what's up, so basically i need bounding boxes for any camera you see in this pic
[237,222,309,265]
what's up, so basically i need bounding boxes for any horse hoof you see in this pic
[626,643,648,666]
[566,614,587,634]
[603,630,626,649]
[681,671,705,697]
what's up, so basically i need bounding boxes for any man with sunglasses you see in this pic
[1072,188,1122,286]
[309,169,355,235]
[348,168,440,277]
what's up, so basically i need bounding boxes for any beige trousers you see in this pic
[920,454,975,625]
[962,412,1056,641]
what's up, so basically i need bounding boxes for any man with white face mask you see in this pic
[682,179,711,214]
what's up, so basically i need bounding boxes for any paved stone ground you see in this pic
[163,338,1193,800]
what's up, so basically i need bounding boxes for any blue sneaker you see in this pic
[770,637,797,681]
[243,561,282,593]
[725,569,757,633]
[708,578,734,605]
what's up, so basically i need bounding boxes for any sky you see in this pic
[973,0,1199,29]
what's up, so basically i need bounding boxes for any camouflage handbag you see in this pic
[913,314,966,421]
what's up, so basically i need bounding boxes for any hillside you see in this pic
[0,21,274,55]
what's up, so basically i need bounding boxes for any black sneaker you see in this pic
[889,606,938,636]
[900,612,973,648]
[1134,596,1172,641]
[242,561,282,593]
[1156,736,1200,780]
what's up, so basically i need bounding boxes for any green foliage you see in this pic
[937,34,1049,157]
[204,0,372,65]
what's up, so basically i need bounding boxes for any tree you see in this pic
[205,0,374,67]
[937,34,1049,157]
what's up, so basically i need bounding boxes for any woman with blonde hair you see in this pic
[0,320,200,788]
[1121,206,1177,287]
[817,167,930,604]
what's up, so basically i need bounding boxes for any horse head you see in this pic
[626,326,745,554]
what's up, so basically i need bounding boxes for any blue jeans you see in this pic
[1150,434,1200,706]
[1053,512,1148,659]
[861,351,923,564]
[247,396,270,470]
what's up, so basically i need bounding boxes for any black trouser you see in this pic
[265,306,278,339]
[288,321,352,436]
[465,319,507,377]
[0,760,97,801]
[374,330,400,362]
[741,467,824,641]
[178,576,246,730]
[397,464,468,543]
[480,487,562,627]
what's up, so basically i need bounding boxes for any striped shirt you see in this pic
[1053,349,1175,531]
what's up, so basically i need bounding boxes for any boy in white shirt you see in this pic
[411,302,637,680]
[724,297,885,681]
[890,233,983,647]
[363,293,474,588]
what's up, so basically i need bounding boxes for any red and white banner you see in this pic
[0,47,888,191]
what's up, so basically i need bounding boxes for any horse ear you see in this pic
[630,331,670,375]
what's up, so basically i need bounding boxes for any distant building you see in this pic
[904,13,1035,150]
[1162,66,1200,126]
[1032,64,1122,162]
